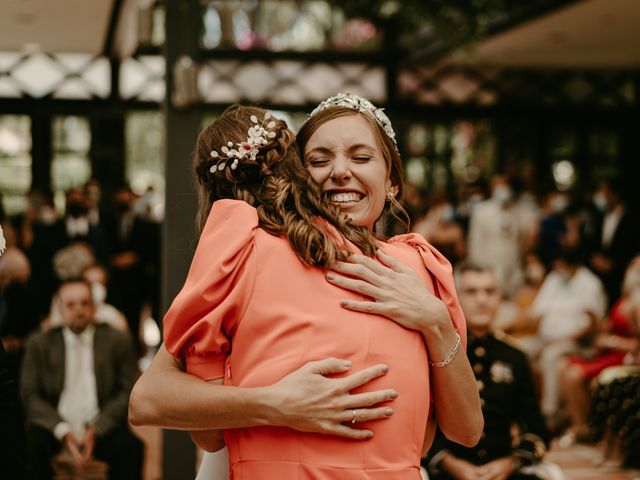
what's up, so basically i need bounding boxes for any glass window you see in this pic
[51,116,92,195]
[202,109,306,133]
[4,53,110,99]
[270,110,307,133]
[151,2,166,46]
[202,3,223,49]
[198,60,385,104]
[548,130,577,161]
[200,1,380,52]
[406,120,496,192]
[498,121,537,183]
[588,129,620,182]
[125,111,164,196]
[120,56,165,101]
[0,115,32,215]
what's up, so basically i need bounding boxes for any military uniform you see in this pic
[425,332,549,479]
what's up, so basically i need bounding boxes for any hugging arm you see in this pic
[327,250,483,447]
[129,344,398,440]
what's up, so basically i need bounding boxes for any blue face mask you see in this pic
[593,192,608,212]
[440,204,455,223]
[552,196,568,213]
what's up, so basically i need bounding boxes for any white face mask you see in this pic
[91,282,107,305]
[492,185,512,204]
[593,192,608,212]
[556,269,573,283]
[552,196,568,213]
[469,194,483,204]
[40,207,57,225]
[440,204,455,223]
[525,262,545,285]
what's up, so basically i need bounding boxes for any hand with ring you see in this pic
[265,358,397,439]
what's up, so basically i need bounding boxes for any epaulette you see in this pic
[493,329,528,353]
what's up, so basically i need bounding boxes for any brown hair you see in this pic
[296,106,410,232]
[57,278,93,297]
[193,105,378,267]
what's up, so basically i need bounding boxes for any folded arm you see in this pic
[189,378,226,452]
[129,345,397,440]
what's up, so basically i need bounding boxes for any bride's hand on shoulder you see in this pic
[326,250,450,335]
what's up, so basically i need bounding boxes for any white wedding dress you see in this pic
[195,447,229,480]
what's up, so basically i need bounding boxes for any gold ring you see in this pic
[351,409,357,424]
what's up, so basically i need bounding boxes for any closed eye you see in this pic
[308,158,330,167]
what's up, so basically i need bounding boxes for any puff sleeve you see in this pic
[163,200,259,381]
[388,233,467,350]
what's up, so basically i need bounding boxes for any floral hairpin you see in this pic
[210,112,277,173]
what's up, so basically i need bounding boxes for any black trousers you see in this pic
[26,424,143,480]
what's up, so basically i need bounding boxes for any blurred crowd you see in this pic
[0,180,163,478]
[0,181,163,373]
[403,174,640,473]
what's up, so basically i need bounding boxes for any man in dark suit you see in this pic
[590,180,640,303]
[20,279,142,480]
[103,186,157,350]
[29,188,110,320]
[425,264,552,480]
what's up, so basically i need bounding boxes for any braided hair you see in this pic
[193,105,378,267]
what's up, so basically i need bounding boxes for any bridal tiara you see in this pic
[308,92,397,149]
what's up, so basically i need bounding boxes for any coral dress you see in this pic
[164,200,466,479]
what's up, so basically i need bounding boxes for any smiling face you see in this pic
[303,114,395,229]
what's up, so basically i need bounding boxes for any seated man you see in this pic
[523,247,607,424]
[20,279,143,480]
[425,264,555,480]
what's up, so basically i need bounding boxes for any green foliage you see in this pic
[331,0,527,48]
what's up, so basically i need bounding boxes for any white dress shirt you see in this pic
[467,199,526,297]
[65,216,90,238]
[601,205,624,248]
[53,325,100,440]
[532,267,607,342]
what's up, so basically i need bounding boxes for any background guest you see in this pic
[20,279,142,480]
[426,264,556,480]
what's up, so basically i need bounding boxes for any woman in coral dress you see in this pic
[130,96,482,479]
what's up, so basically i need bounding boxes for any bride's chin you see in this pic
[331,201,361,211]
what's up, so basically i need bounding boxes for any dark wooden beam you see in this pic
[103,0,125,57]
[135,44,393,64]
[161,0,202,477]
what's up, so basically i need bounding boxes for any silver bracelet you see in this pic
[429,333,461,368]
